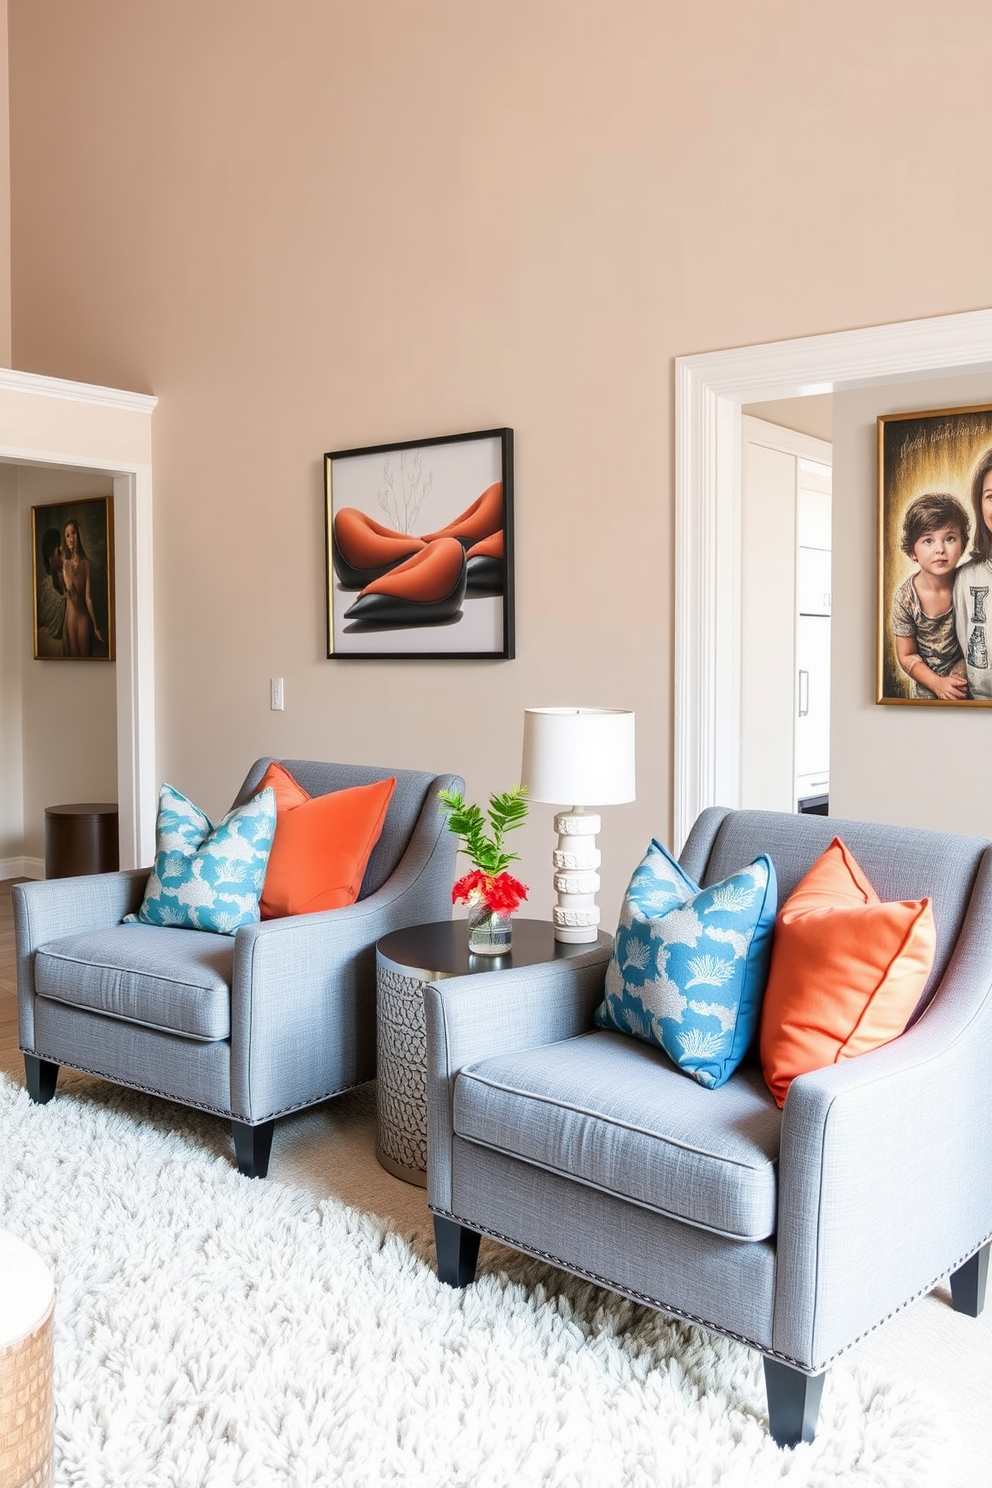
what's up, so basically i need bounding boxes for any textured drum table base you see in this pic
[375,962,429,1187]
[375,921,613,1188]
[0,1233,55,1488]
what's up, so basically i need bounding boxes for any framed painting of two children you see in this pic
[878,403,992,706]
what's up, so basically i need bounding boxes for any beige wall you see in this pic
[6,1,992,919]
[831,371,992,834]
[0,1,9,366]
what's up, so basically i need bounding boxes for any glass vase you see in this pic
[466,901,513,955]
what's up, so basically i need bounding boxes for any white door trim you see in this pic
[111,469,156,866]
[0,370,157,868]
[674,307,992,849]
[741,414,832,467]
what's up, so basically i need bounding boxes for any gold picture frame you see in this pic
[31,495,115,661]
[877,404,992,706]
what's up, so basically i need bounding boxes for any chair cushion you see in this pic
[34,925,234,1041]
[453,1030,781,1241]
[759,837,936,1107]
[125,783,276,935]
[594,838,777,1089]
[255,761,395,918]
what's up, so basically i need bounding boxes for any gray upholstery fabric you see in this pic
[12,868,148,1049]
[454,1032,780,1240]
[676,806,731,887]
[427,806,992,1376]
[774,843,992,1367]
[447,1140,777,1351]
[426,946,613,1214]
[33,998,232,1114]
[35,926,234,1040]
[15,760,463,1132]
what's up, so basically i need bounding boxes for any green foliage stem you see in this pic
[438,784,529,876]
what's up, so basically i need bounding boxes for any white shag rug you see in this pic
[0,1072,944,1488]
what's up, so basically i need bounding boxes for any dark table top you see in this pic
[377,918,612,981]
[44,803,119,818]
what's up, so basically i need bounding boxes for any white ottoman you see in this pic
[0,1232,55,1488]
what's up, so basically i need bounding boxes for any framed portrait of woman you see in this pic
[878,404,992,707]
[31,495,115,661]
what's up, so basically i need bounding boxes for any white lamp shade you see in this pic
[521,707,635,806]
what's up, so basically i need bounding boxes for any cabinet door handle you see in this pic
[798,670,809,717]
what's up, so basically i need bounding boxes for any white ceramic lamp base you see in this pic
[551,809,602,943]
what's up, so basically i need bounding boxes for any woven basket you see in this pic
[0,1296,54,1488]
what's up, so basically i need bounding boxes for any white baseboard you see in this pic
[0,856,45,880]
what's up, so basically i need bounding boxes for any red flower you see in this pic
[451,869,488,904]
[485,872,528,913]
[452,869,529,914]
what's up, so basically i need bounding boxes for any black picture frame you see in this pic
[878,403,992,706]
[324,427,514,660]
[31,494,115,661]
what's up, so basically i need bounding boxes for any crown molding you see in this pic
[0,366,157,414]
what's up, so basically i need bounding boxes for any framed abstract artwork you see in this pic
[31,495,115,661]
[878,404,992,707]
[324,427,514,659]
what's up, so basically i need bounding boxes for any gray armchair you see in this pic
[425,807,992,1446]
[15,758,462,1178]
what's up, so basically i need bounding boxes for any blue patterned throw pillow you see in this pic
[125,783,277,935]
[595,839,777,1088]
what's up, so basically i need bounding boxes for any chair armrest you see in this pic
[223,761,460,1120]
[774,960,992,1370]
[12,870,150,1051]
[13,870,150,951]
[230,871,461,1019]
[424,944,611,1212]
[226,872,460,1120]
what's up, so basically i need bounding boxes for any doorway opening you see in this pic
[739,407,832,816]
[0,369,157,873]
[674,307,992,849]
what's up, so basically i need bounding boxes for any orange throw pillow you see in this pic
[759,837,935,1107]
[256,762,395,918]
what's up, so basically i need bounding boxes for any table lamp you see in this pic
[521,707,636,943]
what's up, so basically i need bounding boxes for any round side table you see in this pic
[0,1231,55,1488]
[44,803,119,880]
[375,919,612,1187]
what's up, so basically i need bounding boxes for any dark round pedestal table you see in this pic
[44,802,120,879]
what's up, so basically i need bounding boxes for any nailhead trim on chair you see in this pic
[19,1045,367,1125]
[428,1204,992,1374]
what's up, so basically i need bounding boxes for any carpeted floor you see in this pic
[0,1069,960,1488]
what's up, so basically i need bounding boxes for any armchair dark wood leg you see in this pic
[762,1357,824,1447]
[232,1119,275,1179]
[24,1055,59,1105]
[434,1215,481,1288]
[950,1243,990,1318]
